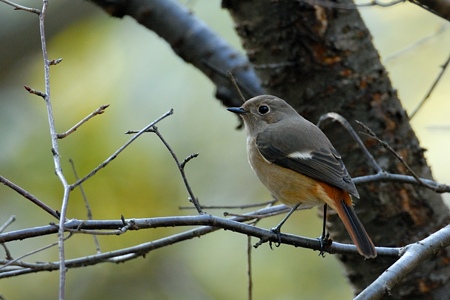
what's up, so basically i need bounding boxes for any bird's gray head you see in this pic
[227,95,300,134]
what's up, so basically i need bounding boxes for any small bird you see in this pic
[228,95,376,258]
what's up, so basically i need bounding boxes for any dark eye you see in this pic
[258,105,270,115]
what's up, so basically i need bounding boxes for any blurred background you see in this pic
[0,0,449,299]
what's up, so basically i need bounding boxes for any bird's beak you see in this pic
[227,107,247,114]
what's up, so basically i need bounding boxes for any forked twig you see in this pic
[149,126,203,214]
[71,109,174,190]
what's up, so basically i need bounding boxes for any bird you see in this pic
[227,95,376,258]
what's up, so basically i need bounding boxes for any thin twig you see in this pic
[24,85,46,98]
[0,175,60,219]
[317,112,383,173]
[353,172,450,193]
[69,159,101,253]
[384,24,449,63]
[227,71,247,103]
[149,126,203,214]
[0,233,73,271]
[356,120,439,192]
[0,0,40,14]
[179,199,277,210]
[49,58,63,66]
[0,216,16,233]
[180,153,199,170]
[0,216,15,261]
[57,104,110,139]
[0,243,12,260]
[34,1,71,296]
[299,0,404,10]
[247,235,253,300]
[71,109,174,189]
[409,52,450,119]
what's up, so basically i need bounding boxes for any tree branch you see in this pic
[88,0,264,106]
[0,205,402,279]
[71,109,174,190]
[0,175,60,219]
[57,104,110,139]
[356,225,450,299]
[409,0,450,21]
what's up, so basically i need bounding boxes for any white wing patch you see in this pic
[287,151,313,160]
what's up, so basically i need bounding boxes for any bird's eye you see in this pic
[258,105,270,115]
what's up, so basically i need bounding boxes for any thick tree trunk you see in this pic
[224,0,450,297]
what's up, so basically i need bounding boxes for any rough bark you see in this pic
[223,0,450,297]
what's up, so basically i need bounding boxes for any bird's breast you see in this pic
[246,137,326,208]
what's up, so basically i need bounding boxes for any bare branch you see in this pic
[0,206,400,256]
[0,0,40,14]
[150,127,203,214]
[71,109,174,189]
[179,199,277,210]
[0,175,60,219]
[409,0,450,21]
[384,24,449,63]
[23,85,46,99]
[57,104,110,139]
[299,0,450,21]
[31,1,72,295]
[247,235,253,300]
[355,225,450,300]
[317,112,383,173]
[315,114,450,193]
[356,120,440,192]
[354,172,450,193]
[89,0,264,106]
[300,0,404,9]
[410,52,450,119]
[69,159,101,253]
[0,206,401,279]
[0,233,73,272]
[0,216,16,233]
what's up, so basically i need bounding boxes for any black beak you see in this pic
[227,107,247,114]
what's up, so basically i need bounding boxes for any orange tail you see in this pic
[319,182,377,258]
[338,199,377,258]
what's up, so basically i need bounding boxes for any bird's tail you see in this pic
[337,198,377,258]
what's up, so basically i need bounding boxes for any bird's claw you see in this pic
[317,231,331,257]
[269,226,282,249]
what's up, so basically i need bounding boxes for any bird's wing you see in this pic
[256,124,359,198]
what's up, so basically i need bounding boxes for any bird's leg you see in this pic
[318,204,331,257]
[269,203,300,248]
